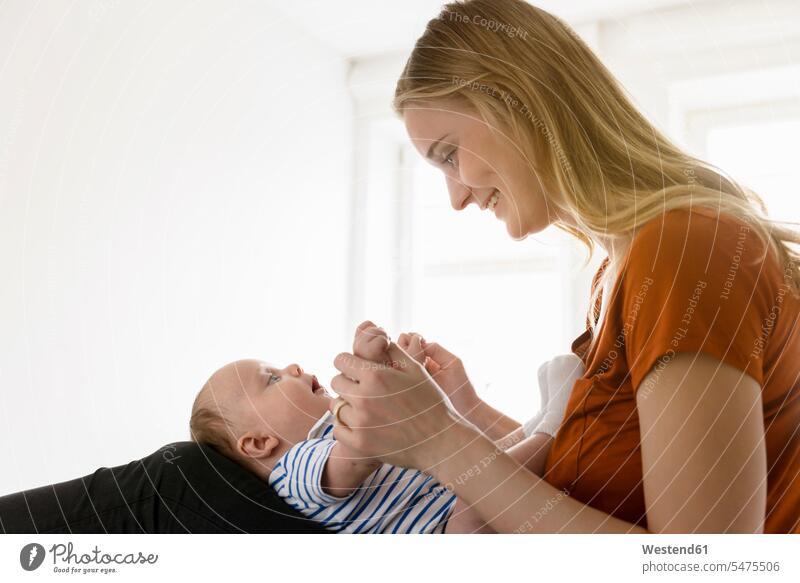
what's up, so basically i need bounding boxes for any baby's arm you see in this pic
[320,321,391,497]
[321,442,381,498]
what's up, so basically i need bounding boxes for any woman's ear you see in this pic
[236,433,280,460]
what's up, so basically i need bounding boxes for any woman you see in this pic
[329,0,800,533]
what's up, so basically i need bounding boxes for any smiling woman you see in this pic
[404,104,556,238]
[327,0,800,534]
[2,0,800,546]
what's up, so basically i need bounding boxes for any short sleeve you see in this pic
[621,209,774,391]
[268,439,352,509]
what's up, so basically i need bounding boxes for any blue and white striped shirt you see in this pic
[268,412,457,533]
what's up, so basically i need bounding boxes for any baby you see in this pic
[189,322,578,533]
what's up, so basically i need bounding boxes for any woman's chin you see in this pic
[503,213,551,240]
[503,218,536,241]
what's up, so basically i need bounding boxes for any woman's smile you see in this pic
[485,191,499,212]
[483,190,499,211]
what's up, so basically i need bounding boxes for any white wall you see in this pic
[0,0,353,494]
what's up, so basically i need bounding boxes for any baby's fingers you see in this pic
[356,320,377,336]
[424,356,442,375]
[407,334,426,365]
[353,325,390,361]
[397,333,411,350]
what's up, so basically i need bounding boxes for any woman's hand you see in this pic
[329,341,464,470]
[396,330,522,442]
[396,332,480,416]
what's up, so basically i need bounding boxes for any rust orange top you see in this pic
[543,206,800,533]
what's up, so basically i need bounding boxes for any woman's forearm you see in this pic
[458,397,521,442]
[428,422,648,534]
[505,432,553,476]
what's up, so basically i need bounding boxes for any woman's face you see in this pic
[403,101,559,239]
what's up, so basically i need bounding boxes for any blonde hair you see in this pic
[189,386,238,460]
[393,0,800,344]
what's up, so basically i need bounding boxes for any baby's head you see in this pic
[189,359,331,480]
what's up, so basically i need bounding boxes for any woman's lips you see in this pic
[311,375,322,393]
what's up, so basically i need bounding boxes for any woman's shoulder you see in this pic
[623,205,770,280]
[631,205,754,251]
[614,205,791,390]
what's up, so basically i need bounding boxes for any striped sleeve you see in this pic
[268,438,353,509]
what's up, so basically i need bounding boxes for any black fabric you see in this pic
[0,442,327,533]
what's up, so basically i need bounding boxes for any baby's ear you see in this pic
[237,434,280,460]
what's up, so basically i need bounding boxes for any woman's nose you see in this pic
[446,176,473,211]
[287,364,303,376]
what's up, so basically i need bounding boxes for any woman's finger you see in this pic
[328,396,357,429]
[332,351,381,387]
[330,372,360,398]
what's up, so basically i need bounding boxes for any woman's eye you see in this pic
[269,373,281,384]
[442,149,457,168]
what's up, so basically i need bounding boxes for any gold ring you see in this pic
[332,398,349,427]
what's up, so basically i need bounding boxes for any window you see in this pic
[702,108,800,225]
[357,132,589,421]
[355,117,591,421]
[676,67,800,226]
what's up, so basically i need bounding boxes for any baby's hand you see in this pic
[353,320,391,363]
[396,332,428,368]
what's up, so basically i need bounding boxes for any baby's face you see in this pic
[212,358,331,447]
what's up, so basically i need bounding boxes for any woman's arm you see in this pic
[395,333,521,441]
[430,423,645,533]
[444,431,554,533]
[458,395,522,443]
[432,351,766,533]
[505,432,552,476]
[636,351,766,533]
[496,426,525,450]
[321,321,387,497]
[331,342,767,533]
